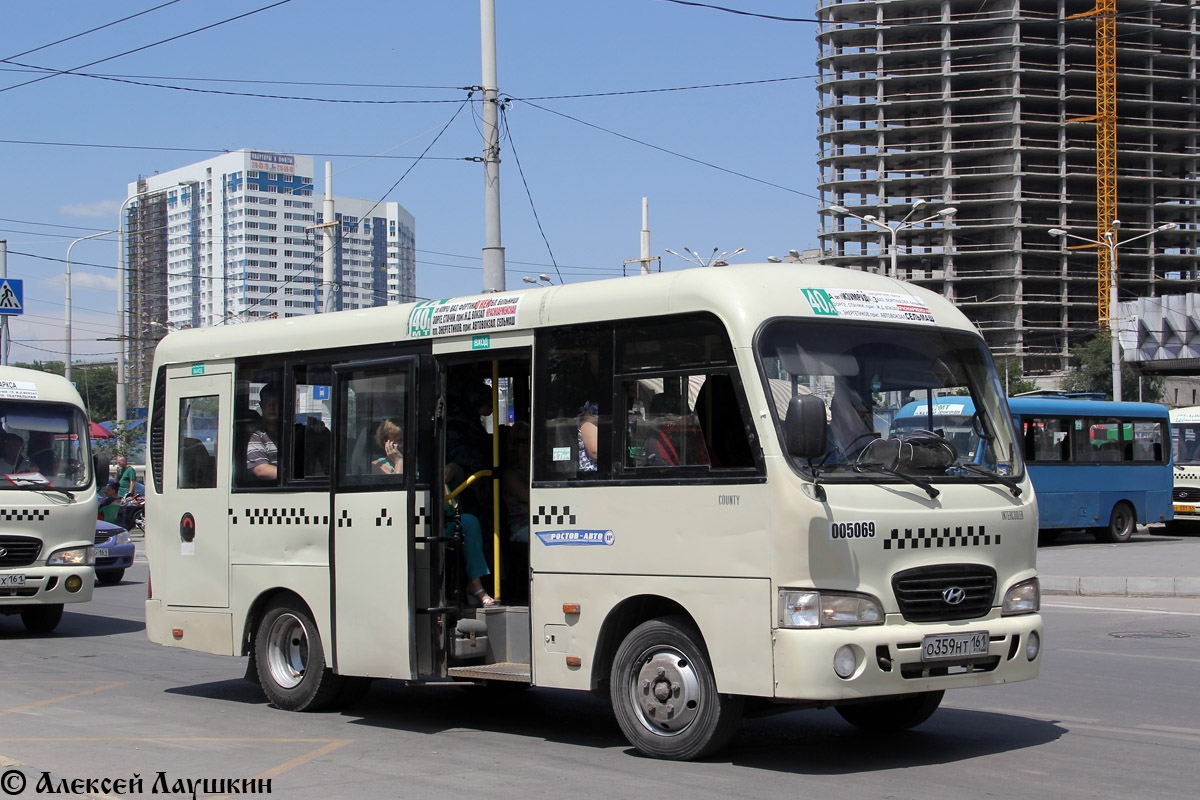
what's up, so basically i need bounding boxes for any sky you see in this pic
[0,0,822,365]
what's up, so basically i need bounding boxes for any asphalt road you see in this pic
[0,548,1198,799]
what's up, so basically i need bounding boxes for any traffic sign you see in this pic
[0,279,23,315]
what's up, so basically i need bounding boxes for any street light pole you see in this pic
[1049,221,1176,402]
[829,200,957,279]
[65,230,115,384]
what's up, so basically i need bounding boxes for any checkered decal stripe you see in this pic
[229,507,330,526]
[375,508,393,527]
[531,505,575,526]
[0,509,50,521]
[884,525,997,550]
[414,505,432,532]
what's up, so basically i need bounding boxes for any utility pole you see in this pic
[480,0,505,292]
[322,162,336,313]
[623,198,660,275]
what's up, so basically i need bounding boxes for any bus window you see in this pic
[1131,420,1164,463]
[338,368,408,488]
[537,327,612,481]
[235,363,284,488]
[292,363,334,480]
[1023,417,1070,463]
[177,395,218,489]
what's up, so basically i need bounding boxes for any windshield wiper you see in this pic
[855,463,940,499]
[6,478,75,499]
[954,463,1022,497]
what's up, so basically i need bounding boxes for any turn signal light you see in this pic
[172,628,184,640]
[562,603,580,615]
[565,656,581,667]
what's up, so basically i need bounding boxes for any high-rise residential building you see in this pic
[815,0,1200,375]
[125,149,416,398]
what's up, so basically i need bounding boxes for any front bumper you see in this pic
[773,610,1042,700]
[0,566,96,607]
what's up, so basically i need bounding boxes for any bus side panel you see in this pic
[531,574,774,696]
[145,599,234,655]
[1027,465,1097,528]
[230,564,333,657]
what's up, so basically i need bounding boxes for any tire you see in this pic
[1036,529,1061,546]
[1095,501,1136,543]
[133,510,145,531]
[96,569,125,585]
[610,616,743,760]
[254,599,343,712]
[836,690,944,734]
[21,604,64,634]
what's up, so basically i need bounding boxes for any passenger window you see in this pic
[536,327,612,481]
[1131,421,1164,463]
[338,367,409,489]
[292,364,334,480]
[1024,417,1069,463]
[177,395,219,489]
[234,363,284,488]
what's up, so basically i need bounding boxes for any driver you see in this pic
[828,376,876,462]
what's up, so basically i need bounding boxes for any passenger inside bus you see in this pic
[445,378,495,607]
[371,418,403,475]
[0,432,26,474]
[245,383,282,481]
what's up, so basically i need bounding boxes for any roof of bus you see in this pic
[0,365,86,408]
[896,395,1169,419]
[152,262,981,367]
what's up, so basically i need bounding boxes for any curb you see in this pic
[1042,575,1200,598]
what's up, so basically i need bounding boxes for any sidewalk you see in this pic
[1037,525,1200,598]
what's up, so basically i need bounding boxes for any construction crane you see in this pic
[1068,0,1117,329]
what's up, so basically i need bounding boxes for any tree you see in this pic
[91,420,147,465]
[12,361,117,420]
[996,358,1039,396]
[1061,335,1164,403]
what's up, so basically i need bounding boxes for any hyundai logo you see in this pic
[0,547,7,557]
[942,586,967,605]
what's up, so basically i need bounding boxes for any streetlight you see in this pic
[1049,221,1177,402]
[829,200,957,279]
[65,230,116,384]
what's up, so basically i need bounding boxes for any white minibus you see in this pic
[0,366,104,632]
[145,263,1042,759]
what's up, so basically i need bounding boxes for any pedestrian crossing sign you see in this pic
[0,279,23,316]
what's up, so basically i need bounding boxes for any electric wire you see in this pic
[499,103,562,284]
[0,0,296,94]
[2,0,185,61]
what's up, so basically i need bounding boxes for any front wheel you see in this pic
[21,604,64,634]
[610,616,743,760]
[254,599,343,712]
[835,690,944,733]
[1095,501,1136,543]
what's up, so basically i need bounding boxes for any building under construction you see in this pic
[816,0,1200,375]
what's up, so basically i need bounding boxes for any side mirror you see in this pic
[94,454,110,487]
[786,395,827,459]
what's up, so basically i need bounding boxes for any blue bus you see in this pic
[892,394,1172,543]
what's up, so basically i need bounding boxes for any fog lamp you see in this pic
[65,575,83,593]
[1026,630,1041,661]
[833,645,858,679]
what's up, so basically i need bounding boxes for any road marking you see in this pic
[1057,648,1200,664]
[1044,601,1200,617]
[0,681,125,717]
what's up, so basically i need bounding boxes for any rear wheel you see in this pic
[1095,501,1136,543]
[611,616,743,760]
[836,690,944,733]
[254,599,343,711]
[96,569,125,585]
[21,604,64,634]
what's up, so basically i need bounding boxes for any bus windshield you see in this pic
[757,320,1021,482]
[0,400,93,489]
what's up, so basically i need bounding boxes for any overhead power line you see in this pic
[657,0,819,23]
[2,0,185,61]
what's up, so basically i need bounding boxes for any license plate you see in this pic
[95,548,109,558]
[922,631,989,662]
[1174,504,1195,514]
[0,574,26,587]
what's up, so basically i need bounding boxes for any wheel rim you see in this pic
[265,612,309,690]
[627,645,703,736]
[1113,507,1133,537]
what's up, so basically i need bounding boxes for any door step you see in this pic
[447,661,531,683]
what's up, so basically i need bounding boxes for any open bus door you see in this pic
[329,355,435,679]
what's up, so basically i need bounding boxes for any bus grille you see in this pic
[891,564,996,622]
[0,536,43,568]
[1173,488,1196,502]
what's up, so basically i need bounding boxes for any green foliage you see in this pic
[12,360,116,421]
[1061,335,1164,403]
[91,420,146,464]
[997,358,1039,397]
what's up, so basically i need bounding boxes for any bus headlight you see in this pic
[778,590,884,628]
[48,546,95,567]
[1002,578,1040,616]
